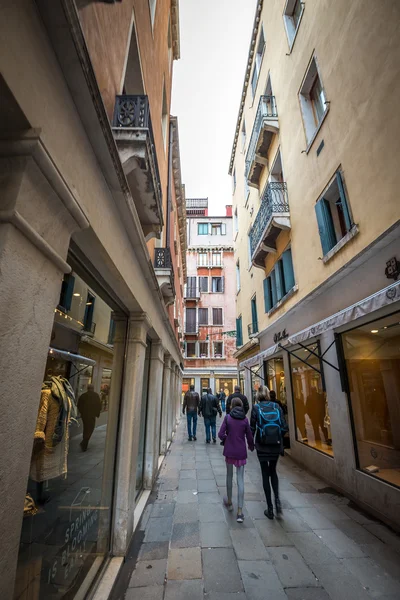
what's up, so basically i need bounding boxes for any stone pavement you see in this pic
[111,417,400,600]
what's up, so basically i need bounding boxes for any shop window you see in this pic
[185,341,196,358]
[182,377,195,394]
[239,371,245,394]
[290,342,333,456]
[213,341,223,358]
[266,357,287,412]
[83,292,96,334]
[264,248,296,312]
[198,308,208,325]
[199,276,209,292]
[342,312,400,488]
[211,276,224,293]
[250,365,262,404]
[201,377,210,394]
[315,171,353,256]
[198,223,208,235]
[236,316,243,347]
[212,307,223,325]
[59,273,75,312]
[216,378,238,397]
[136,339,151,496]
[199,342,209,358]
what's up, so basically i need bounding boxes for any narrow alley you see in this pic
[111,419,400,600]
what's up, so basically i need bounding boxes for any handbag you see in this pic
[220,415,229,446]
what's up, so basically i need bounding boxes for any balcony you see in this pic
[245,96,279,187]
[112,95,163,240]
[250,182,291,268]
[154,248,175,306]
[184,286,201,301]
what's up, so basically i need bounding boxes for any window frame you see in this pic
[213,341,224,359]
[211,252,222,267]
[198,307,209,326]
[198,251,209,266]
[298,55,329,149]
[241,120,246,152]
[199,341,209,358]
[211,276,224,293]
[264,248,296,313]
[236,261,241,293]
[236,315,243,347]
[199,276,209,293]
[250,25,266,99]
[211,223,222,236]
[185,341,197,359]
[198,223,208,236]
[212,307,224,326]
[283,0,304,50]
[148,0,157,29]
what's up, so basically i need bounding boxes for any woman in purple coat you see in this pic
[218,398,254,523]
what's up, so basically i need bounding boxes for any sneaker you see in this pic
[188,436,192,441]
[223,496,233,512]
[206,440,210,444]
[264,507,274,520]
[275,498,282,515]
[193,436,197,441]
[213,438,216,444]
[236,513,244,523]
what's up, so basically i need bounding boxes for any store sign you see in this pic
[273,329,289,343]
[385,256,400,281]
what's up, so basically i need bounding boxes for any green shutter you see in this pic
[271,270,278,307]
[251,297,258,333]
[275,263,284,301]
[315,198,336,255]
[236,317,243,347]
[336,171,352,232]
[60,274,75,311]
[282,248,295,292]
[263,277,272,312]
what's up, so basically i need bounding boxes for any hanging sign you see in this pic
[273,329,289,344]
[385,257,400,281]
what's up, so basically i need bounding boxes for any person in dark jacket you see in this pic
[183,385,200,441]
[218,398,254,523]
[226,386,249,415]
[217,389,226,412]
[199,388,222,443]
[250,385,288,519]
[78,384,102,451]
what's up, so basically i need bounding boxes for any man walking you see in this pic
[183,384,200,441]
[226,385,250,415]
[77,384,102,451]
[199,388,222,443]
[218,388,226,412]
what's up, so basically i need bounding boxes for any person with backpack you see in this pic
[250,385,288,519]
[183,384,200,441]
[226,385,250,415]
[199,388,222,443]
[218,398,254,523]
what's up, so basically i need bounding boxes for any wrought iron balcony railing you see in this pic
[184,287,201,300]
[250,182,290,258]
[154,247,175,301]
[245,95,278,180]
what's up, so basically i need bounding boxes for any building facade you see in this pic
[230,0,400,530]
[0,1,186,598]
[182,200,238,396]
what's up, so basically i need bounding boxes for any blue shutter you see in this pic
[275,263,284,301]
[271,270,278,307]
[336,171,352,232]
[282,248,295,292]
[315,198,336,255]
[60,274,75,311]
[263,277,272,312]
[236,317,243,347]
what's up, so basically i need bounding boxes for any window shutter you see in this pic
[282,248,295,292]
[336,172,352,232]
[208,223,212,235]
[251,297,258,332]
[221,223,227,235]
[270,270,278,307]
[275,263,284,301]
[221,276,225,293]
[263,277,272,312]
[315,198,336,255]
[236,317,243,347]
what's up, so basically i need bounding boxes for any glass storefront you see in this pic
[290,343,334,456]
[250,366,262,404]
[342,312,400,488]
[182,378,195,394]
[15,270,126,599]
[266,357,287,412]
[215,378,238,396]
[239,371,245,395]
[201,377,210,394]
[136,339,151,498]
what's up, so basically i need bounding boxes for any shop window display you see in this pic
[266,357,287,411]
[250,366,262,405]
[15,272,125,600]
[290,343,334,456]
[342,312,400,488]
[215,378,238,396]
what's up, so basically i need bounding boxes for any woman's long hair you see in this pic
[256,385,270,403]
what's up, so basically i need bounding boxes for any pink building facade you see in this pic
[183,200,238,396]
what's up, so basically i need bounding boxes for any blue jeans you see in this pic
[204,417,217,442]
[186,411,197,438]
[221,400,226,412]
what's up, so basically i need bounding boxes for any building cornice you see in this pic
[228,0,263,175]
[170,116,187,279]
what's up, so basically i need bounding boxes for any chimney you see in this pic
[226,205,232,217]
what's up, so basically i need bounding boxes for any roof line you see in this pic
[228,0,263,175]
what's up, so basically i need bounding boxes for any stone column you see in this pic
[144,341,165,488]
[0,135,88,595]
[160,353,172,454]
[176,371,183,425]
[112,312,151,555]
[168,362,177,441]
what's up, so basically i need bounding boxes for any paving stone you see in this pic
[309,561,372,600]
[144,517,173,542]
[314,529,366,558]
[182,462,194,470]
[296,508,336,530]
[292,482,319,494]
[277,479,298,492]
[178,479,198,491]
[125,586,164,600]
[279,509,312,533]
[151,503,175,518]
[138,504,153,531]
[155,491,177,503]
[179,470,197,480]
[363,523,400,553]
[254,518,294,547]
[238,560,287,600]
[128,559,167,587]
[288,532,338,565]
[167,547,202,580]
[360,542,400,582]
[315,503,351,522]
[268,547,319,588]
[224,506,255,529]
[197,479,218,492]
[198,492,221,504]
[244,492,264,502]
[245,501,268,519]
[173,503,199,523]
[334,519,381,545]
[159,479,179,492]
[230,528,269,560]
[164,579,204,600]
[198,503,225,523]
[342,557,400,597]
[204,594,247,600]
[197,469,214,479]
[281,491,312,508]
[176,490,198,504]
[202,548,244,593]
[284,588,330,600]
[138,541,170,561]
[171,522,200,548]
[339,504,375,525]
[200,521,232,547]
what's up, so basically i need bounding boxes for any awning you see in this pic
[48,347,96,366]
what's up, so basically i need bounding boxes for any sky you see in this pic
[172,0,257,216]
